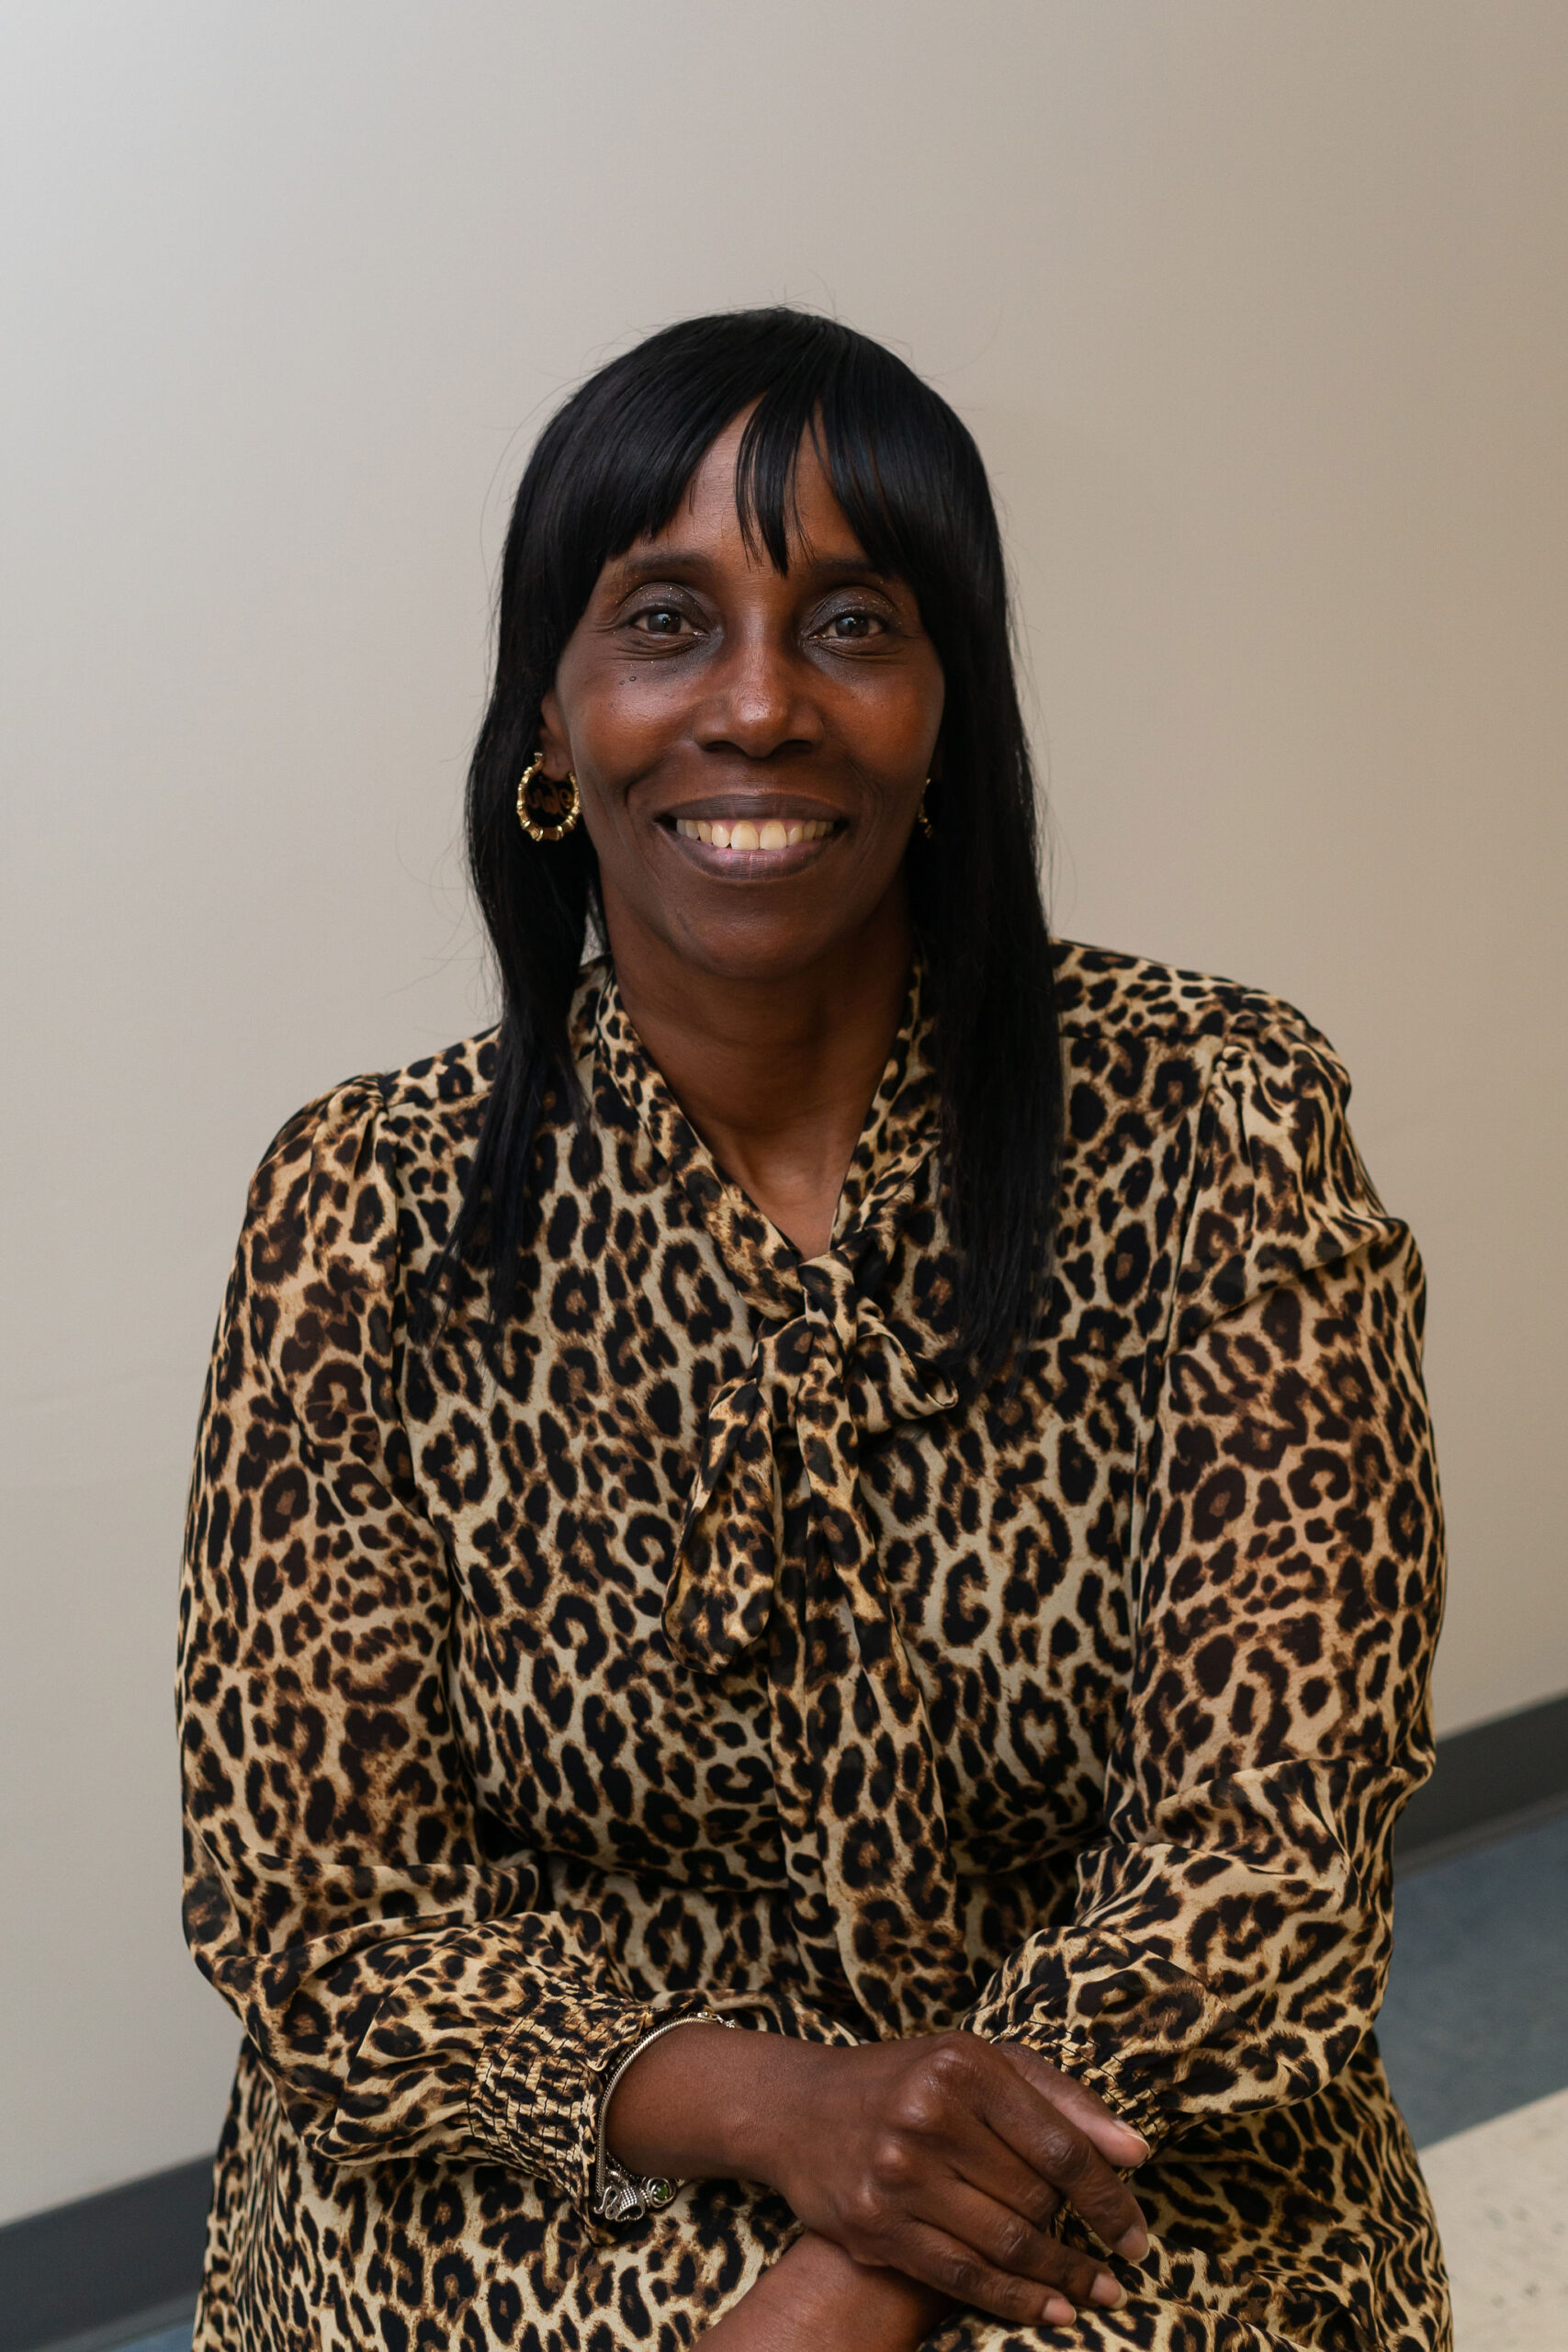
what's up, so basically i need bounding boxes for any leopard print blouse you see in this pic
[179,942,1450,2351]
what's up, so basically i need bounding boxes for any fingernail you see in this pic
[1091,2273,1126,2309]
[1115,2223,1150,2262]
[1043,2296,1075,2324]
[1118,2129,1150,2159]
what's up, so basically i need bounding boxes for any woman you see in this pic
[179,309,1449,2351]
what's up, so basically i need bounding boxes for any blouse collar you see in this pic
[580,956,943,1325]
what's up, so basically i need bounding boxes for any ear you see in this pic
[536,685,573,780]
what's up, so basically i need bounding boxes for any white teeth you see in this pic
[672,817,835,849]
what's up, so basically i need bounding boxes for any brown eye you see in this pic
[635,605,687,637]
[823,609,884,640]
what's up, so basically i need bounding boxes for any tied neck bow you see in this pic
[665,1250,956,1672]
[587,961,977,2037]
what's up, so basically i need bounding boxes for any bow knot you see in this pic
[663,1257,955,1672]
[589,956,975,2034]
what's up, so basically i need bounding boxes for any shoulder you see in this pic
[1049,940,1377,1248]
[1052,945,1400,1327]
[261,1030,500,1171]
[239,957,613,1295]
[1052,937,1333,1061]
[362,1028,502,1199]
[1050,938,1349,1136]
[240,1029,500,1294]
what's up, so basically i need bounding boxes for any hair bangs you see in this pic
[536,314,967,635]
[434,308,1062,1387]
[729,345,984,626]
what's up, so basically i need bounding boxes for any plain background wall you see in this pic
[3,0,1565,2226]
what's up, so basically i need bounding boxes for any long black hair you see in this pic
[440,308,1061,1383]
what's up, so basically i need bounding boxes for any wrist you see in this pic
[607,2020,822,2188]
[767,2236,949,2345]
[597,2011,737,2216]
[720,2032,837,2188]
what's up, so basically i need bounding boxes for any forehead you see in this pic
[637,413,864,566]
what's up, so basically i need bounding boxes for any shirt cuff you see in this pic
[961,1950,1183,2152]
[471,1991,657,2215]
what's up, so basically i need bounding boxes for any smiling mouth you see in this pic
[670,816,839,850]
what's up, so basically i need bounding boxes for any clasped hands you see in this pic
[607,2025,1150,2349]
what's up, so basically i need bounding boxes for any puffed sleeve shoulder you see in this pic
[962,1009,1445,2146]
[179,1077,668,2215]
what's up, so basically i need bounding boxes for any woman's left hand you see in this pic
[698,2233,946,2351]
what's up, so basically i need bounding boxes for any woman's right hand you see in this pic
[764,2032,1147,2329]
[611,2026,1150,2332]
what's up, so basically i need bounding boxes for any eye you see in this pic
[819,606,887,642]
[630,603,693,638]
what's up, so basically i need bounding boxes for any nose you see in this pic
[690,619,823,762]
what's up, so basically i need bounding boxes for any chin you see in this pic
[668,926,845,988]
[607,864,912,992]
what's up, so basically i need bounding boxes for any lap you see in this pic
[196,2035,1448,2352]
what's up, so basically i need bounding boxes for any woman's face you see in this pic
[538,414,945,987]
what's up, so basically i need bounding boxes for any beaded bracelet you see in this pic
[592,2011,738,2222]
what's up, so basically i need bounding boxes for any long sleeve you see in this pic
[178,1080,666,2211]
[963,1016,1445,2147]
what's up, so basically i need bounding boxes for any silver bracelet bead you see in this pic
[592,2010,737,2222]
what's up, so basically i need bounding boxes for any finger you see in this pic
[975,2066,1149,2260]
[915,2102,1066,2235]
[995,2043,1151,2168]
[973,2069,1146,2248]
[930,2179,1128,2309]
[952,2138,1065,2239]
[892,2211,1124,2329]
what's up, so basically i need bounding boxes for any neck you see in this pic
[601,890,914,1259]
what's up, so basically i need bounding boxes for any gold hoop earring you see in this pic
[515,752,581,843]
[916,777,935,839]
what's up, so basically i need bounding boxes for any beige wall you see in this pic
[4,0,1565,2225]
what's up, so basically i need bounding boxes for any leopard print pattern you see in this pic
[179,943,1450,2349]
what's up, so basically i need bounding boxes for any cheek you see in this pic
[854,660,943,777]
[571,685,651,772]
[576,782,645,888]
[562,695,669,854]
[551,634,671,771]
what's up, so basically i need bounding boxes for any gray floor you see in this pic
[113,1809,1568,2352]
[1377,1808,1568,2148]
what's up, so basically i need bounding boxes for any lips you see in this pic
[656,801,847,874]
[673,816,835,850]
